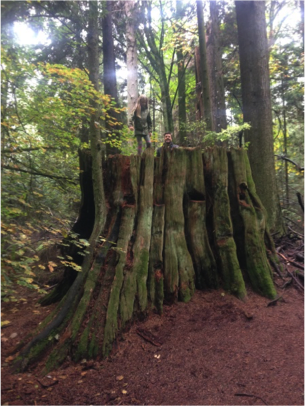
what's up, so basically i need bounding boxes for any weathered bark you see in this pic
[196,0,213,131]
[125,0,138,119]
[176,0,187,144]
[14,147,280,373]
[195,46,204,121]
[102,0,121,155]
[206,1,227,133]
[204,148,246,298]
[235,1,284,234]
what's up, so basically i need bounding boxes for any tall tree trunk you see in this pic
[300,0,304,48]
[102,1,120,155]
[125,0,138,120]
[196,0,213,132]
[102,1,118,104]
[206,1,227,133]
[13,146,281,373]
[235,1,284,234]
[195,46,204,122]
[281,79,289,207]
[176,1,187,145]
[137,0,174,134]
[88,0,107,245]
[159,68,173,134]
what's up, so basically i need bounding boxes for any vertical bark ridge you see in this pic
[228,149,277,299]
[163,148,195,302]
[103,205,136,356]
[119,149,154,326]
[184,148,218,289]
[204,147,247,299]
[148,204,165,313]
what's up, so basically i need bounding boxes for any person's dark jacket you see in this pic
[130,109,152,137]
[157,142,179,157]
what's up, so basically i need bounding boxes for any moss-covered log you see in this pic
[14,147,280,373]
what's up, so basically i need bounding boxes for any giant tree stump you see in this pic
[14,147,281,372]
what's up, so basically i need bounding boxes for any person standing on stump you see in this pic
[129,95,152,155]
[156,132,179,157]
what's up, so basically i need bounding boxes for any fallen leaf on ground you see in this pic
[1,320,11,327]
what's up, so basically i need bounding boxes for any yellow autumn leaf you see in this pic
[1,320,11,327]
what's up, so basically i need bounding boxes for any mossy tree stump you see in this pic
[14,147,281,372]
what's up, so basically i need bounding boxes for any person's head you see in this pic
[135,95,148,117]
[139,95,148,107]
[164,132,172,144]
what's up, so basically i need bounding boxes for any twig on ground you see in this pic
[287,225,304,239]
[268,256,284,280]
[287,260,303,270]
[136,328,162,347]
[235,393,268,405]
[280,279,293,289]
[286,268,304,291]
[267,296,285,306]
[277,252,304,270]
[36,378,58,388]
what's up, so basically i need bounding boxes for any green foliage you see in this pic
[1,40,122,300]
[1,221,51,300]
[268,8,304,230]
[180,121,251,148]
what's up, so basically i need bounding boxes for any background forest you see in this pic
[1,0,304,300]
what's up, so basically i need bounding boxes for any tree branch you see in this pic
[171,53,193,109]
[274,155,304,171]
[1,164,77,184]
[167,48,176,87]
[2,146,59,154]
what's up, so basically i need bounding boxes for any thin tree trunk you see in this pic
[195,46,204,122]
[125,0,138,120]
[137,1,174,134]
[176,1,187,145]
[196,0,213,132]
[282,80,289,207]
[300,0,304,48]
[206,1,227,133]
[102,1,120,155]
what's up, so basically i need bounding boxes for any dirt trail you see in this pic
[1,278,303,406]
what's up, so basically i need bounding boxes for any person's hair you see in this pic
[134,95,149,118]
[164,132,172,137]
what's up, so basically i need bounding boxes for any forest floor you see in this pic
[1,238,304,406]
